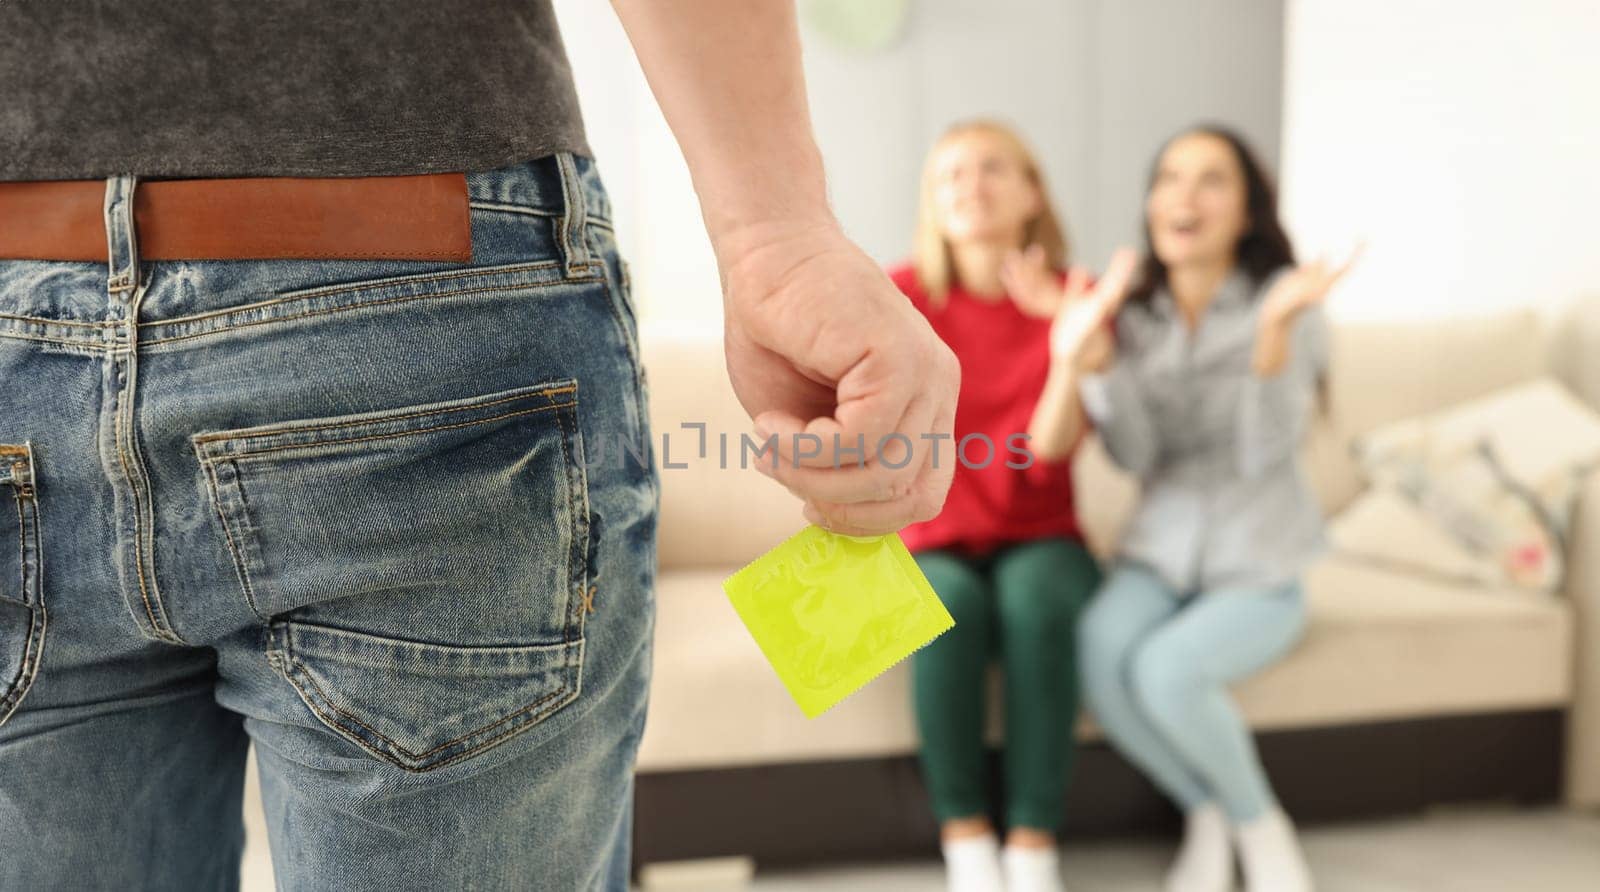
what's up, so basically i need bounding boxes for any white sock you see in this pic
[1165,803,1233,892]
[941,833,1005,892]
[1233,808,1314,892]
[1002,843,1066,892]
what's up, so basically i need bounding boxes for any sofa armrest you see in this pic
[1563,469,1600,807]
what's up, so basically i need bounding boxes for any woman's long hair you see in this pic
[1126,124,1295,306]
[913,119,1069,308]
[1129,124,1330,413]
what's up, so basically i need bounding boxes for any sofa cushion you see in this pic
[1340,377,1600,591]
[1327,488,1498,588]
[1230,557,1572,727]
[636,556,1572,773]
[640,330,811,570]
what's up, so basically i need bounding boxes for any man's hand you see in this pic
[611,0,960,533]
[719,217,960,536]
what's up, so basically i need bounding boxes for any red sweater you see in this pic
[888,262,1084,557]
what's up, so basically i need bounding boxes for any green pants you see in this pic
[911,536,1101,832]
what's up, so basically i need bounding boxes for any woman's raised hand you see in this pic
[1251,243,1362,376]
[1001,243,1074,318]
[1049,247,1138,372]
[1259,244,1363,330]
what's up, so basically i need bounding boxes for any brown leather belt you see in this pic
[0,172,473,262]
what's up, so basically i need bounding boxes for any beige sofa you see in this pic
[636,306,1600,815]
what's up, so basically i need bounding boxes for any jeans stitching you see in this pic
[591,236,639,369]
[0,606,42,717]
[465,200,613,231]
[260,388,590,770]
[122,340,178,643]
[229,249,472,260]
[200,387,582,666]
[0,482,45,720]
[585,235,648,485]
[0,489,24,702]
[0,312,110,329]
[556,153,589,275]
[109,261,179,642]
[551,398,588,644]
[200,458,268,622]
[191,384,575,446]
[0,260,580,329]
[278,638,575,770]
[272,260,564,302]
[0,270,604,350]
[140,276,604,348]
[556,158,576,266]
[0,332,119,352]
[112,370,177,642]
[196,400,576,462]
[466,201,560,218]
[194,391,577,620]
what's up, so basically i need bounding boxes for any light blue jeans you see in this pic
[0,153,658,890]
[1078,562,1307,822]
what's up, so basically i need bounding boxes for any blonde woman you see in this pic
[887,120,1132,892]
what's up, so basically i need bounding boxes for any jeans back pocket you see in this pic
[192,379,592,771]
[0,442,44,729]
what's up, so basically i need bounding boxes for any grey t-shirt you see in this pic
[1078,268,1330,593]
[0,1,590,181]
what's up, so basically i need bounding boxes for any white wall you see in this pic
[1280,0,1600,322]
[805,0,1285,274]
[554,0,1284,332]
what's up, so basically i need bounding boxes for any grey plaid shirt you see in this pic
[1079,268,1329,593]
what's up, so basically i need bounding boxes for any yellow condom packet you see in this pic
[723,525,955,719]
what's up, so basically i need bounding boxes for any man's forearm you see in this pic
[610,0,834,246]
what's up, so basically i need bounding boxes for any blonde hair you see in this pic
[913,119,1069,307]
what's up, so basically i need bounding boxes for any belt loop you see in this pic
[103,173,141,299]
[555,152,591,276]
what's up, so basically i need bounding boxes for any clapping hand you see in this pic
[1259,244,1364,330]
[1044,247,1138,373]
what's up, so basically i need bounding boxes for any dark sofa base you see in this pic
[632,709,1564,873]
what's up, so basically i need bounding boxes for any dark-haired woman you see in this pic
[1058,127,1355,892]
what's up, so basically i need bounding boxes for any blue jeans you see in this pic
[0,153,658,890]
[1078,562,1306,822]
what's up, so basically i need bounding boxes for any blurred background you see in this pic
[558,0,1600,329]
[236,1,1600,889]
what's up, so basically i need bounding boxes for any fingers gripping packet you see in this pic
[723,525,955,718]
